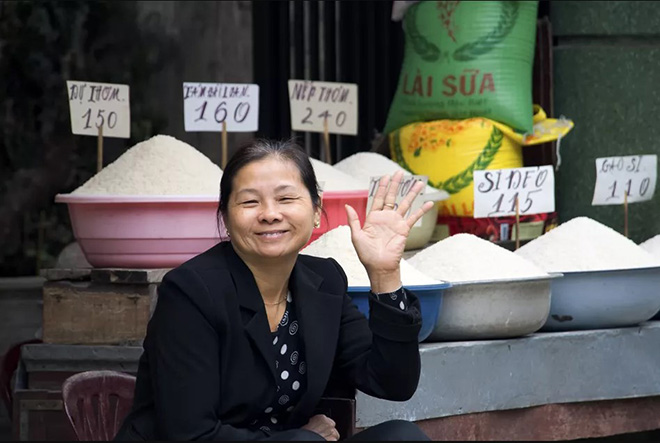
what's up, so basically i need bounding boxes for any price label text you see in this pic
[474,166,555,218]
[288,80,358,136]
[183,82,259,132]
[592,155,657,205]
[66,80,130,138]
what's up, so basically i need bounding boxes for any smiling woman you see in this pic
[114,139,432,442]
[221,150,321,268]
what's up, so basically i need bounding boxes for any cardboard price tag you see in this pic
[183,82,259,132]
[366,175,428,227]
[473,166,555,218]
[287,80,358,136]
[66,81,130,138]
[592,155,657,205]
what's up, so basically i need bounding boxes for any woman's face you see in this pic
[225,156,321,262]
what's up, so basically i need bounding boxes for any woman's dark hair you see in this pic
[217,138,323,229]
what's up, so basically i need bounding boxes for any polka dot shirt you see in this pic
[252,287,409,434]
[252,292,307,433]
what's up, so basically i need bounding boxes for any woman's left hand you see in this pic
[345,171,434,293]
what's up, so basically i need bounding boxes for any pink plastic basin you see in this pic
[55,194,228,269]
[307,190,368,246]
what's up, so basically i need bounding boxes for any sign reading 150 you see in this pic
[66,80,131,139]
[81,108,119,130]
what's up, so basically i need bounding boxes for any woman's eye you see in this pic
[241,200,258,205]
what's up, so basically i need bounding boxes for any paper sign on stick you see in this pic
[473,166,555,218]
[592,155,657,205]
[183,82,259,132]
[288,80,358,136]
[66,80,130,138]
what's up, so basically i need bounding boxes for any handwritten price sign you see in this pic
[183,82,259,132]
[473,166,555,218]
[592,155,657,205]
[66,80,130,138]
[367,175,428,227]
[287,80,358,135]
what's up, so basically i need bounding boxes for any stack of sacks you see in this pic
[383,1,573,244]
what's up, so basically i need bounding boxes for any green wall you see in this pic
[552,1,660,243]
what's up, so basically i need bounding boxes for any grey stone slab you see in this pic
[90,268,171,285]
[0,276,44,292]
[40,268,91,282]
[21,344,143,373]
[551,1,660,37]
[356,321,660,427]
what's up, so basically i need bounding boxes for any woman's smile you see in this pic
[256,229,289,240]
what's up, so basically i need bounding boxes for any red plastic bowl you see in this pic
[55,194,228,269]
[307,190,368,246]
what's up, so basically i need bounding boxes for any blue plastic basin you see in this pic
[543,266,660,331]
[347,282,451,342]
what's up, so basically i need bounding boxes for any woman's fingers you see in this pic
[302,414,339,441]
[369,174,391,213]
[328,428,340,441]
[383,171,404,210]
[395,178,425,216]
[317,415,338,441]
[406,200,435,228]
[345,204,362,235]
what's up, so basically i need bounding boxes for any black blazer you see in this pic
[115,241,422,441]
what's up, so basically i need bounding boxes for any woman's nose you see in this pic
[259,201,282,223]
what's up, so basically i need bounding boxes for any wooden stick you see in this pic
[515,196,520,250]
[323,116,332,164]
[221,120,228,169]
[624,191,629,238]
[97,125,103,172]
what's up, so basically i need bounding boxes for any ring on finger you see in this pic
[383,203,395,209]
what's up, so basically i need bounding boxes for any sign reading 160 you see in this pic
[194,100,250,124]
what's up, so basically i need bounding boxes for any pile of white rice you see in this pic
[515,217,660,273]
[640,235,660,259]
[333,152,447,199]
[408,233,548,283]
[301,225,439,287]
[310,158,367,192]
[72,135,222,195]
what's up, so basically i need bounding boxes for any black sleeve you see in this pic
[327,259,422,401]
[146,267,272,440]
[372,287,410,311]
